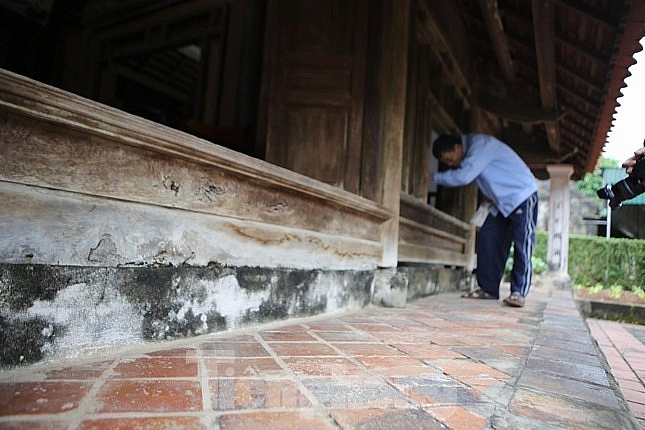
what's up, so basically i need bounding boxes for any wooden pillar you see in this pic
[379,0,410,267]
[546,164,573,285]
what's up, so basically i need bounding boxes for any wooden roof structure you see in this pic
[5,0,645,181]
[444,0,645,179]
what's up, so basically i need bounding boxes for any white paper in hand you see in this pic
[470,203,491,227]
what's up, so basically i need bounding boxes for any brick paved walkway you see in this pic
[588,319,645,429]
[0,284,639,429]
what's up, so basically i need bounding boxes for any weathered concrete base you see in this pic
[540,271,573,290]
[372,268,408,308]
[0,262,467,368]
[576,299,645,325]
[371,265,465,308]
[0,263,375,367]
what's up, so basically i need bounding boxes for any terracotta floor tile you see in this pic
[218,411,335,430]
[432,359,508,380]
[426,405,488,430]
[375,366,443,377]
[209,334,258,343]
[617,378,645,393]
[204,357,284,377]
[306,323,353,331]
[329,342,403,357]
[629,400,645,418]
[94,380,202,413]
[390,343,465,359]
[353,355,425,370]
[369,332,432,343]
[0,381,91,415]
[77,416,207,430]
[199,341,270,358]
[314,331,378,342]
[259,331,318,342]
[267,342,339,357]
[44,360,113,380]
[623,388,645,405]
[390,374,481,406]
[112,356,198,378]
[210,378,311,410]
[459,376,505,394]
[146,347,198,357]
[282,357,362,376]
[348,323,402,332]
[331,408,445,430]
[301,376,411,408]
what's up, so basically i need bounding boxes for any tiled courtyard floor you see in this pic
[588,319,645,428]
[0,283,641,429]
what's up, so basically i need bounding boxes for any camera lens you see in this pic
[597,155,645,209]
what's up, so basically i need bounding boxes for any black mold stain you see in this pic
[236,266,274,291]
[120,266,229,340]
[0,315,54,367]
[0,263,378,367]
[0,264,70,311]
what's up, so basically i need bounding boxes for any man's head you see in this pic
[432,135,463,167]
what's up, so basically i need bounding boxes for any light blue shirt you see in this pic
[434,133,537,217]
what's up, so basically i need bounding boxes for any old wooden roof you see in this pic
[17,0,645,181]
[450,0,645,179]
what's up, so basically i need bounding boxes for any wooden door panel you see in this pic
[263,0,367,192]
[286,107,348,184]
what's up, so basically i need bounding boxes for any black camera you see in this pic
[597,156,645,209]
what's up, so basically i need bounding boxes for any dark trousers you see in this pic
[476,192,538,298]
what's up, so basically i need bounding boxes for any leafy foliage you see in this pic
[504,230,645,293]
[575,157,619,197]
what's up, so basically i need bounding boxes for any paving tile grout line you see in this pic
[62,356,120,430]
[198,347,219,429]
[252,329,342,428]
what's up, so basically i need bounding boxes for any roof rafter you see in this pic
[478,0,515,81]
[532,0,561,153]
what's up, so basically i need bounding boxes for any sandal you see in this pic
[461,288,498,300]
[503,292,525,307]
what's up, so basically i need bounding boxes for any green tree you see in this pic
[575,157,619,197]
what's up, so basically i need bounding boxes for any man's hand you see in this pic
[622,147,645,174]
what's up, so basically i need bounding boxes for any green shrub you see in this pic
[505,231,645,291]
[567,234,645,290]
[504,233,548,278]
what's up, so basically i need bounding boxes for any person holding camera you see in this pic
[622,147,645,173]
[431,133,538,307]
[597,145,645,209]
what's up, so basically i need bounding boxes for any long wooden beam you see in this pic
[532,0,561,152]
[478,0,515,82]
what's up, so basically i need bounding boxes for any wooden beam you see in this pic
[478,0,515,82]
[553,0,619,28]
[478,93,561,125]
[532,0,561,152]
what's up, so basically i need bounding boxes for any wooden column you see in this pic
[379,0,410,267]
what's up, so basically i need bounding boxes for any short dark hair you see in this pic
[432,135,461,159]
